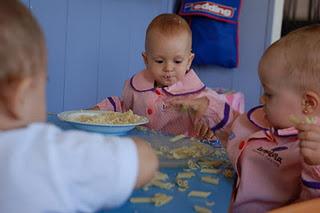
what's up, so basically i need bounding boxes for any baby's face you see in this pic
[143,31,194,87]
[259,53,303,129]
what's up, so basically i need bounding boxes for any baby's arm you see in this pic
[131,137,159,188]
[95,96,123,112]
[296,123,320,165]
[166,96,215,139]
[65,132,158,209]
[94,80,134,112]
[295,123,320,199]
[203,90,239,133]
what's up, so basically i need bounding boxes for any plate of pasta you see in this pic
[57,110,149,135]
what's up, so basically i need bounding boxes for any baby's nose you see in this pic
[164,62,174,72]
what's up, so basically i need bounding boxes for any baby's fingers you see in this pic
[193,121,202,137]
[198,124,209,138]
[300,145,320,165]
[298,130,320,142]
[204,130,216,140]
[300,140,320,150]
[296,123,320,132]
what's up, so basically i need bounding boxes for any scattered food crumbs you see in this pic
[152,193,173,207]
[176,172,195,179]
[206,201,215,207]
[170,134,187,142]
[200,168,221,174]
[130,197,152,203]
[178,187,187,192]
[223,169,234,178]
[155,150,164,156]
[176,178,189,189]
[152,180,174,190]
[130,193,173,207]
[201,176,220,185]
[194,205,212,213]
[154,171,169,181]
[170,144,211,159]
[198,159,222,168]
[143,172,173,190]
[210,160,223,167]
[188,160,200,170]
[188,190,211,198]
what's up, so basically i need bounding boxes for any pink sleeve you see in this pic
[300,162,320,200]
[96,80,133,112]
[96,96,123,112]
[223,91,245,114]
[224,113,256,164]
[213,88,245,114]
[120,80,134,111]
[203,89,238,132]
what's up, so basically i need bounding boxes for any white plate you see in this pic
[57,110,149,135]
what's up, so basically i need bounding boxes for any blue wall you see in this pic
[23,0,273,113]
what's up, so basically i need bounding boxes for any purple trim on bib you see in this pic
[247,105,298,138]
[162,85,206,96]
[211,103,230,132]
[107,97,116,112]
[247,105,268,131]
[302,178,320,189]
[130,76,155,92]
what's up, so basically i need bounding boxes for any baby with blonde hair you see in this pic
[96,13,241,139]
[224,25,320,212]
[0,1,158,212]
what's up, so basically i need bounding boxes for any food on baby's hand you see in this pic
[289,115,317,125]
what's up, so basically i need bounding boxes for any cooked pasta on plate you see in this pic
[57,110,148,135]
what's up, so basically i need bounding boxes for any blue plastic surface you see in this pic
[47,114,235,213]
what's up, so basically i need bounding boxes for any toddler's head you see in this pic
[259,24,320,129]
[0,0,47,129]
[143,13,194,87]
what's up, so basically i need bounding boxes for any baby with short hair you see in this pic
[96,13,242,139]
[0,1,158,212]
[225,25,320,212]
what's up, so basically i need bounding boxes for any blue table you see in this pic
[47,114,235,213]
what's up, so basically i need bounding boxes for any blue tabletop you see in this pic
[47,114,235,213]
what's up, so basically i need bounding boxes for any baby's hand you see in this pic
[166,96,209,124]
[296,123,320,165]
[193,118,216,140]
[89,106,100,110]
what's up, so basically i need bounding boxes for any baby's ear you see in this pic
[187,52,195,70]
[142,52,148,66]
[302,91,320,114]
[7,77,32,120]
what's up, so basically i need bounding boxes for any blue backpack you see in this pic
[179,0,242,68]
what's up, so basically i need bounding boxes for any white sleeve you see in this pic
[48,128,138,211]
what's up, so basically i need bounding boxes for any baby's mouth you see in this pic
[164,75,173,80]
